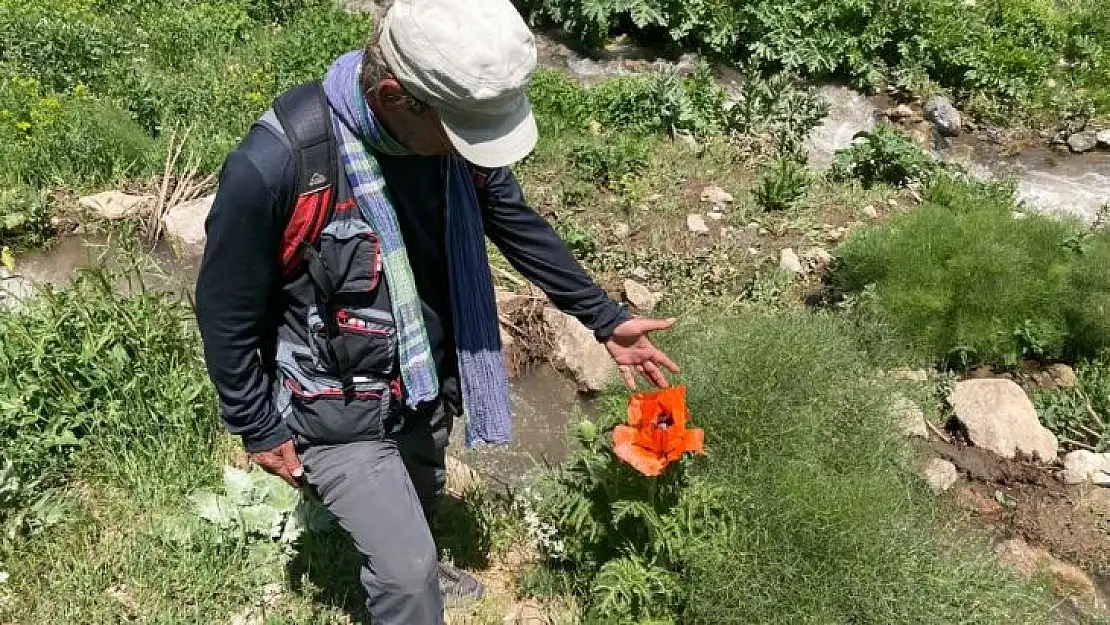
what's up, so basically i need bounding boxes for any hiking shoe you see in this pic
[438,562,484,608]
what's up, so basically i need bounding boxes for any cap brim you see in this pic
[439,96,538,169]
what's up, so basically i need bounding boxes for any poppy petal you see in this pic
[613,427,667,476]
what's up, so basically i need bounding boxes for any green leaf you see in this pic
[239,503,284,538]
[223,465,255,506]
[253,470,297,513]
[190,489,235,526]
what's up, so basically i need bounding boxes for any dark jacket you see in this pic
[195,120,628,452]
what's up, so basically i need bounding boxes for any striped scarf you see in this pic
[323,51,512,447]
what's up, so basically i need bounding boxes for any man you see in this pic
[195,0,679,622]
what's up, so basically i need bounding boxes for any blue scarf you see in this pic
[323,51,512,447]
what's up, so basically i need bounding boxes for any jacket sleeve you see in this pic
[477,166,629,341]
[195,145,290,452]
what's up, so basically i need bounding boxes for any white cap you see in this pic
[378,0,538,168]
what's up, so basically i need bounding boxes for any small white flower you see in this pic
[0,571,9,584]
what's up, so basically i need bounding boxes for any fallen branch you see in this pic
[926,420,951,443]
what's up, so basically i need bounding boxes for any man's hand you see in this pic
[605,317,681,390]
[250,439,304,487]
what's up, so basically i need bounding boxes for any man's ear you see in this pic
[372,77,407,111]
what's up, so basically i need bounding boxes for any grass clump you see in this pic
[522,312,1056,623]
[0,271,218,542]
[754,155,810,211]
[834,175,1110,369]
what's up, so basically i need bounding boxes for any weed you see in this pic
[754,156,810,211]
[572,135,652,188]
[1033,360,1110,452]
[830,125,939,188]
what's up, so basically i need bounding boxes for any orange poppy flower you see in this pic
[612,385,705,477]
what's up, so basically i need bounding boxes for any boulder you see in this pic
[686,214,709,234]
[1098,130,1110,149]
[543,308,617,393]
[891,395,928,438]
[1067,131,1099,154]
[623,279,661,312]
[1062,450,1110,486]
[948,379,1058,461]
[161,193,214,257]
[78,191,152,221]
[925,96,962,137]
[779,248,804,274]
[922,458,959,493]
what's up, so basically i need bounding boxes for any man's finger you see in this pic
[636,317,677,333]
[642,361,670,388]
[619,365,637,390]
[653,348,681,374]
[280,440,304,481]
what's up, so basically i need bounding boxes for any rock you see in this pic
[886,104,923,123]
[631,266,649,281]
[707,211,724,221]
[948,379,1058,461]
[0,268,33,312]
[891,395,928,438]
[446,456,481,496]
[700,186,734,206]
[779,248,804,274]
[802,247,832,270]
[862,205,879,219]
[1062,450,1110,486]
[686,214,710,234]
[623,279,661,312]
[161,193,214,257]
[613,222,631,239]
[78,191,152,221]
[1098,129,1110,149]
[922,458,959,493]
[891,368,929,383]
[543,308,617,392]
[925,96,962,137]
[1067,131,1099,154]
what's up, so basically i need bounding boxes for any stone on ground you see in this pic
[623,279,661,312]
[924,96,962,137]
[162,193,215,257]
[0,268,33,312]
[948,379,1058,461]
[542,308,617,392]
[699,185,734,206]
[79,191,153,221]
[1067,131,1099,154]
[686,214,709,234]
[995,538,1104,613]
[886,104,923,123]
[891,395,928,438]
[1062,450,1110,486]
[922,458,958,493]
[779,248,804,274]
[1098,129,1110,149]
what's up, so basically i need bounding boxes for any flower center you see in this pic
[655,410,675,431]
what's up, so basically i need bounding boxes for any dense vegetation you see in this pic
[518,0,1110,122]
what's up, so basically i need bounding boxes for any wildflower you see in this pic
[0,571,8,584]
[613,385,704,476]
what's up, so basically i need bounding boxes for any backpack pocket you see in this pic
[307,305,397,378]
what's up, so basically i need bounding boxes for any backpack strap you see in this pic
[272,81,339,280]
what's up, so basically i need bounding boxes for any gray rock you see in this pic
[631,266,650,281]
[948,379,1058,461]
[925,96,962,137]
[78,191,152,221]
[891,395,928,438]
[542,308,617,392]
[886,104,923,123]
[779,248,804,274]
[1098,130,1110,149]
[686,214,710,234]
[923,458,958,493]
[1062,450,1110,486]
[623,279,661,312]
[706,211,724,221]
[161,193,215,257]
[0,268,34,312]
[1067,131,1099,154]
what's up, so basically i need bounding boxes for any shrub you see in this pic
[754,156,810,211]
[833,175,1110,369]
[830,125,939,188]
[0,185,52,249]
[524,313,1055,623]
[572,135,652,187]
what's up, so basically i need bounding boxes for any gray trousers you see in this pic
[294,399,454,625]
